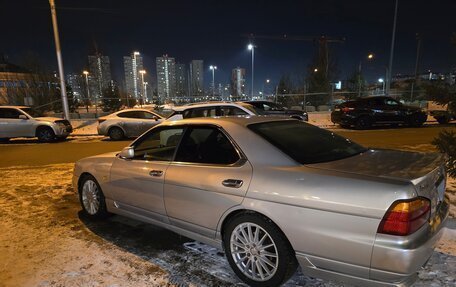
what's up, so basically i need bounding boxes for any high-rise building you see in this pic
[156,55,176,102]
[231,67,246,99]
[88,53,112,100]
[123,51,144,100]
[175,63,187,98]
[66,73,83,101]
[189,60,204,97]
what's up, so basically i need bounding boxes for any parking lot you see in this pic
[0,124,455,287]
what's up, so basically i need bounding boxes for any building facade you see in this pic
[123,51,144,101]
[189,60,204,98]
[66,73,83,101]
[156,55,176,102]
[231,67,246,100]
[87,53,112,101]
[175,63,187,99]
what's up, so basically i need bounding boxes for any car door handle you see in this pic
[149,170,163,177]
[222,179,243,188]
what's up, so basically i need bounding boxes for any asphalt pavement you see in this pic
[0,124,454,168]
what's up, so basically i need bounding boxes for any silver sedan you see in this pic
[73,116,449,287]
[97,108,163,140]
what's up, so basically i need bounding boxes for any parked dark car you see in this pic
[244,101,309,121]
[331,96,427,129]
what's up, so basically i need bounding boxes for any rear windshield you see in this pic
[248,120,367,164]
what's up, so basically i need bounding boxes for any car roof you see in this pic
[172,101,247,111]
[110,108,160,115]
[160,115,296,127]
[0,105,30,109]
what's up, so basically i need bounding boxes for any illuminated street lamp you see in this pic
[209,65,217,97]
[314,68,318,73]
[248,44,255,98]
[82,70,90,112]
[378,78,385,95]
[139,69,146,106]
[358,53,375,97]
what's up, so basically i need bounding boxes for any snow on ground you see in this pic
[0,164,455,287]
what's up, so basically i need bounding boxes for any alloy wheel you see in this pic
[230,222,279,282]
[81,179,100,215]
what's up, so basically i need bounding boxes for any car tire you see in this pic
[223,213,298,287]
[407,115,425,127]
[78,174,109,219]
[355,116,372,130]
[36,126,56,142]
[436,116,450,125]
[108,127,125,141]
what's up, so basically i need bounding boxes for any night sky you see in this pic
[1,0,455,90]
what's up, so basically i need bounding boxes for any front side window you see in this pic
[141,111,161,119]
[384,98,400,106]
[175,126,240,165]
[133,127,184,161]
[248,120,367,164]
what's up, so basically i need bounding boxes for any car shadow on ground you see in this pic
[77,211,240,286]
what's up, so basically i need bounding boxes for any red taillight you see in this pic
[377,198,430,236]
[341,107,354,113]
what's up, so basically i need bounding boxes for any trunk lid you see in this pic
[309,149,447,217]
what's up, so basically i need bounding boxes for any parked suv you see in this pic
[244,100,309,121]
[0,106,73,142]
[331,96,427,129]
[166,101,262,121]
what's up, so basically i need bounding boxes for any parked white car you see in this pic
[97,109,164,140]
[166,101,263,121]
[0,106,72,142]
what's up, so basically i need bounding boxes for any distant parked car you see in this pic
[244,100,309,121]
[331,96,427,129]
[166,101,263,121]
[97,109,164,140]
[74,116,448,287]
[0,106,72,142]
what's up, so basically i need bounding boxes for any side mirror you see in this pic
[119,146,135,159]
[19,115,28,120]
[153,116,159,121]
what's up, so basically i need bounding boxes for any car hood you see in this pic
[308,149,443,183]
[35,117,64,123]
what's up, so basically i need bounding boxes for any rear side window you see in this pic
[117,111,141,118]
[248,120,367,164]
[0,108,23,119]
[175,127,240,164]
[219,106,248,116]
[183,107,217,119]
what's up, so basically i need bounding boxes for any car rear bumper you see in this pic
[369,197,449,284]
[331,111,357,125]
[296,198,448,287]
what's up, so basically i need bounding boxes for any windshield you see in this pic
[248,121,367,164]
[19,107,43,118]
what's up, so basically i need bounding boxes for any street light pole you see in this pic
[209,65,217,98]
[386,0,399,96]
[83,71,90,113]
[49,0,70,120]
[139,70,146,107]
[248,44,255,98]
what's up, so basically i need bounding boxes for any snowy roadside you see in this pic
[0,164,455,287]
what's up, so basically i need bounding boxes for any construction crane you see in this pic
[241,34,345,78]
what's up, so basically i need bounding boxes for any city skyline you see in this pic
[1,0,455,93]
